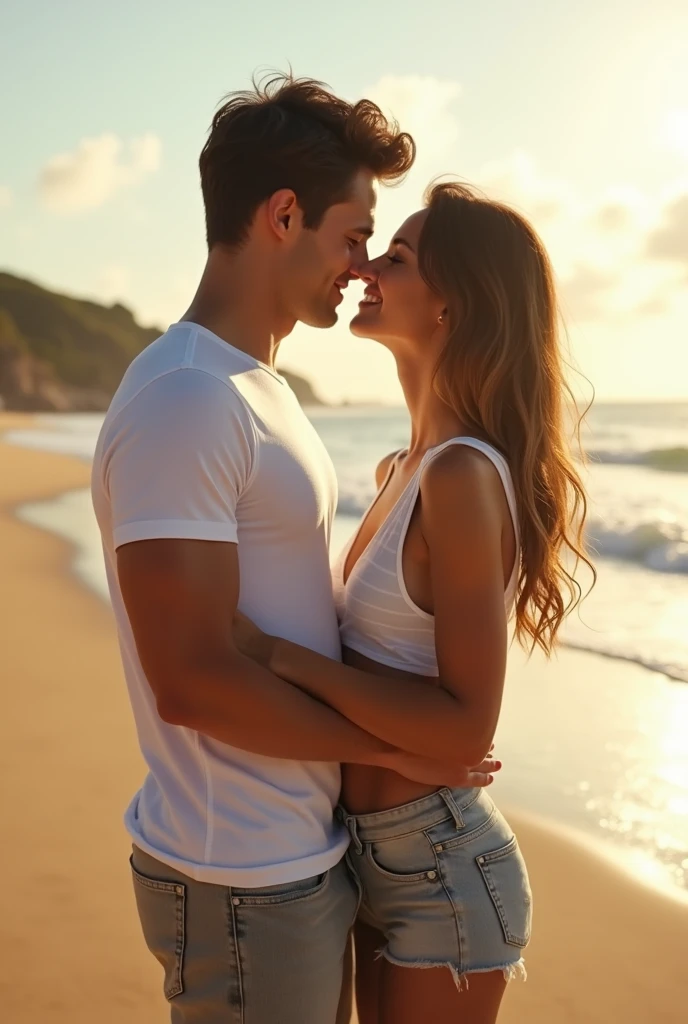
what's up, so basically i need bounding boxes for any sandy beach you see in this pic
[1,412,687,1023]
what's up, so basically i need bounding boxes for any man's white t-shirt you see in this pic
[91,322,349,886]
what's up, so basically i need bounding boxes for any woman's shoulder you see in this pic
[420,442,509,520]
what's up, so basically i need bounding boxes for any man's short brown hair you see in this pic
[199,73,415,249]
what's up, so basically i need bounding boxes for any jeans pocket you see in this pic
[233,871,330,905]
[476,836,532,947]
[130,856,186,999]
[344,851,364,915]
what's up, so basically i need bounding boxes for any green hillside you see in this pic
[0,271,323,410]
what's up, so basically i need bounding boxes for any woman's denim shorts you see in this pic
[338,787,532,988]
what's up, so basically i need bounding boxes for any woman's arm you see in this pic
[239,446,511,767]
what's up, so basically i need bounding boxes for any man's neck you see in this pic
[180,246,295,368]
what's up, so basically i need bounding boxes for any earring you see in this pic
[438,315,444,324]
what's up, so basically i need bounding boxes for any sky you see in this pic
[1,0,687,404]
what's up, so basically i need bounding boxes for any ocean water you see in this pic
[6,402,688,900]
[316,403,688,685]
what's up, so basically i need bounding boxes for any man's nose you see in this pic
[350,251,378,284]
[349,241,372,277]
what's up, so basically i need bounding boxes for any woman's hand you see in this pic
[379,747,501,788]
[233,611,276,668]
[235,616,502,787]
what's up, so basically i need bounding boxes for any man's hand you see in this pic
[379,747,501,788]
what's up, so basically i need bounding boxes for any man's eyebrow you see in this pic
[392,236,415,252]
[352,225,374,238]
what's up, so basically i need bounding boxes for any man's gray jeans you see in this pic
[130,845,358,1023]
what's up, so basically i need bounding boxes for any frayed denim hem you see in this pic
[374,947,527,991]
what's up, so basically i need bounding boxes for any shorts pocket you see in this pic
[366,838,437,884]
[476,836,532,947]
[130,856,186,999]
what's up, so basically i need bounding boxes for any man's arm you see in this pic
[117,536,486,784]
[106,374,495,784]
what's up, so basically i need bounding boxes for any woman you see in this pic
[236,182,592,1023]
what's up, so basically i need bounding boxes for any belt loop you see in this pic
[347,815,364,855]
[439,788,465,829]
[338,806,364,854]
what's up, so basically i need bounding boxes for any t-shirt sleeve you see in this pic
[102,369,256,550]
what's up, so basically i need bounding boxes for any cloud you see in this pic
[358,88,686,325]
[478,150,574,226]
[362,81,663,332]
[367,75,462,156]
[38,132,161,213]
[366,86,688,325]
[364,75,463,242]
[646,192,688,264]
[473,152,688,323]
[476,154,626,317]
[595,203,631,232]
[0,185,12,209]
[630,293,671,317]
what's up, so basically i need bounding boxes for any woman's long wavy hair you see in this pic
[418,181,595,654]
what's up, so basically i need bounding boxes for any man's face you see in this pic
[283,170,376,329]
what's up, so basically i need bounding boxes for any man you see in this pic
[92,74,495,1024]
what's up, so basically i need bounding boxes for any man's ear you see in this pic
[266,189,301,241]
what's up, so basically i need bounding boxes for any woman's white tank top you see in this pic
[332,438,520,677]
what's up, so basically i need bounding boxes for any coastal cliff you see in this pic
[0,272,323,411]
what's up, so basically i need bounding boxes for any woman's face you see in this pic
[349,209,446,352]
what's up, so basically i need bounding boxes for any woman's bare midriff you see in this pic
[340,645,450,815]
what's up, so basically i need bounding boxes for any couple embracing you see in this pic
[92,73,590,1024]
